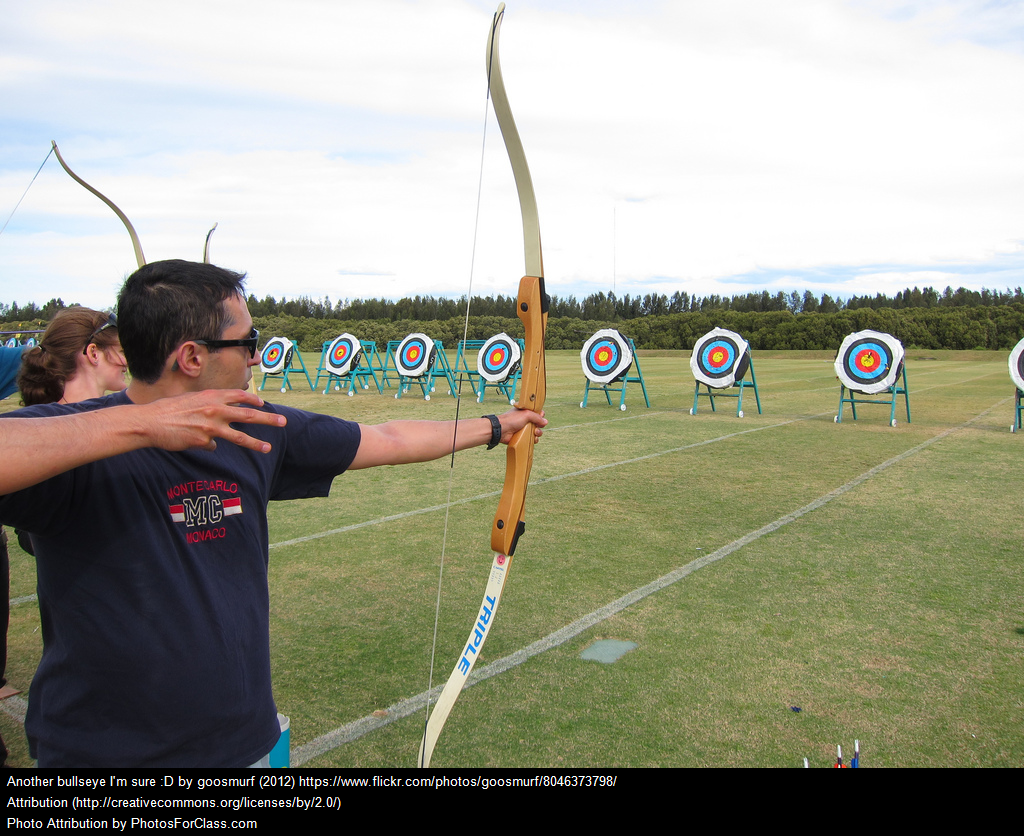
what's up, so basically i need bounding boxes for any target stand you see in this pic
[314,335,384,396]
[833,330,910,426]
[453,334,525,404]
[2,330,44,347]
[688,328,761,418]
[391,334,457,400]
[258,337,314,393]
[579,330,650,411]
[381,340,403,389]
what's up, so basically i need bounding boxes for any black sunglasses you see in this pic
[194,327,261,358]
[83,313,117,355]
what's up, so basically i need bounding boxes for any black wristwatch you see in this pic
[484,415,502,450]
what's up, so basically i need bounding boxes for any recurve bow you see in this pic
[418,2,548,768]
[50,141,146,268]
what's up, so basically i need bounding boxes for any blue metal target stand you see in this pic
[391,334,458,400]
[579,330,650,411]
[357,341,387,392]
[452,340,487,400]
[688,328,761,418]
[314,335,385,396]
[381,340,402,389]
[833,330,910,427]
[258,336,314,393]
[454,334,525,404]
[1008,338,1024,432]
[2,331,43,347]
[690,370,762,417]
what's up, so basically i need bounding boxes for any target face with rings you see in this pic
[326,333,362,376]
[690,328,749,388]
[396,333,436,377]
[1009,337,1024,391]
[477,333,522,383]
[260,336,293,374]
[834,330,904,394]
[5,337,17,348]
[581,329,633,384]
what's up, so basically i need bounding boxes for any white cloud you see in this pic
[1,0,1023,310]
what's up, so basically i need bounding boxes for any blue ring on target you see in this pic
[326,333,361,376]
[690,328,749,388]
[396,333,435,377]
[478,333,521,383]
[834,330,903,394]
[699,339,738,379]
[260,337,292,374]
[581,329,633,384]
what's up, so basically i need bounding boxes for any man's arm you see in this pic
[0,390,286,495]
[350,408,545,470]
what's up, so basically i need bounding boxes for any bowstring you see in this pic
[421,65,494,755]
[0,146,54,239]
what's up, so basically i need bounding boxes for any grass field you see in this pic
[3,349,1022,768]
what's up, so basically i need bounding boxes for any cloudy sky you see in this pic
[2,0,1022,312]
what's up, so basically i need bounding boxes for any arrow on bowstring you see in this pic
[418,2,548,768]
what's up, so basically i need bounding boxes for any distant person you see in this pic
[0,260,545,767]
[18,307,127,406]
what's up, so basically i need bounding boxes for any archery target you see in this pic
[326,333,362,376]
[581,330,633,384]
[835,330,904,395]
[690,328,750,388]
[4,337,17,348]
[1009,338,1024,392]
[24,337,37,347]
[477,333,522,383]
[260,336,293,374]
[396,333,436,377]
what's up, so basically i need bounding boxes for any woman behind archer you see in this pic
[18,307,127,405]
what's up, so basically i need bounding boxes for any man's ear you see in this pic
[170,342,204,379]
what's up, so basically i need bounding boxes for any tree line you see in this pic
[241,284,1024,321]
[5,286,1024,353]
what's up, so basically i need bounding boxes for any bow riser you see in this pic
[492,273,547,557]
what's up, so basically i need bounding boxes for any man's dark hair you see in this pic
[117,260,247,384]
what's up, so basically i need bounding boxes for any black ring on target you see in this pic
[327,334,362,376]
[835,330,903,394]
[1009,337,1024,392]
[260,337,292,374]
[396,333,436,377]
[478,333,522,383]
[581,330,633,384]
[690,328,749,388]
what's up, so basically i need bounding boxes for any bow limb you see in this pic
[51,141,146,268]
[418,3,547,768]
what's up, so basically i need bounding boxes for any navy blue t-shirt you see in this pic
[0,391,360,767]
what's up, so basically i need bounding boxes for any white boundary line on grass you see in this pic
[3,416,814,609]
[0,414,815,728]
[289,400,1004,765]
[269,414,821,550]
